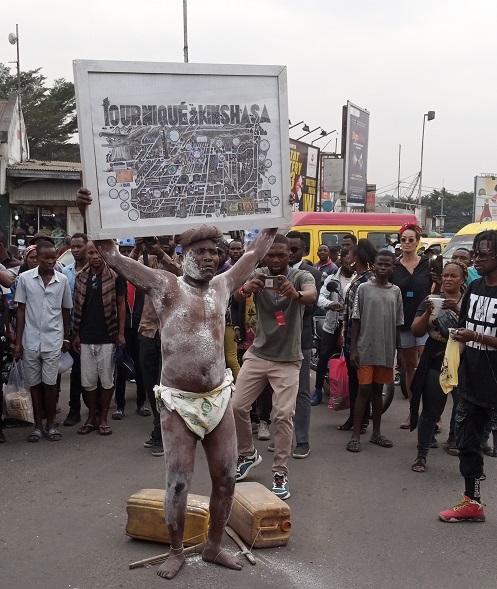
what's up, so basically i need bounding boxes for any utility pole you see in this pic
[183,0,189,63]
[418,110,435,204]
[8,24,22,160]
[397,144,401,199]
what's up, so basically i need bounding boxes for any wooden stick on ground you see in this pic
[129,542,206,570]
[225,526,256,565]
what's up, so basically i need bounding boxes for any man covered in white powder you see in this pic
[76,188,278,579]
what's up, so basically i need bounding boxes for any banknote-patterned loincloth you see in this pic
[154,369,233,439]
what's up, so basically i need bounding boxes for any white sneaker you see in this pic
[258,420,271,440]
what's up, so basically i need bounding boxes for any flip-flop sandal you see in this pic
[412,456,426,473]
[346,439,361,453]
[78,424,97,435]
[443,445,460,456]
[338,419,354,431]
[360,422,369,435]
[370,435,394,448]
[136,406,151,417]
[27,428,45,443]
[112,409,125,420]
[98,425,113,436]
[46,427,62,441]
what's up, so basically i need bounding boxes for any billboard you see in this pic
[366,183,376,212]
[343,101,369,207]
[290,139,320,212]
[474,175,497,222]
[73,60,291,238]
[322,157,344,193]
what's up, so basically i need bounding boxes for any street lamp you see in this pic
[8,24,23,160]
[311,129,337,145]
[289,120,305,129]
[418,110,435,204]
[297,126,320,141]
[436,187,445,232]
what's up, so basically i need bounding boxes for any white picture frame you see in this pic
[73,60,291,239]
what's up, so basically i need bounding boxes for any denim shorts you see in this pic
[399,331,428,349]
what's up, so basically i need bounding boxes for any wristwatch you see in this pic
[297,291,303,300]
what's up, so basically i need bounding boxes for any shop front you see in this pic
[6,161,83,250]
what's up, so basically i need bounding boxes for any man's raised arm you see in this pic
[76,188,171,293]
[221,228,277,293]
[94,240,167,294]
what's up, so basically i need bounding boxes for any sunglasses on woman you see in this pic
[400,237,416,244]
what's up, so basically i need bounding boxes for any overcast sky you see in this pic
[3,0,496,196]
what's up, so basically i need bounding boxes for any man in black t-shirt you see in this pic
[439,230,497,523]
[73,242,126,436]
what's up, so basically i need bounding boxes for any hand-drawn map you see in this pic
[74,62,290,238]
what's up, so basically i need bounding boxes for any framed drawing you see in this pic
[73,60,290,239]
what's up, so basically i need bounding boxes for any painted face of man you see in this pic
[184,239,219,282]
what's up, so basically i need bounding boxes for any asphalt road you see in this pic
[2,375,496,589]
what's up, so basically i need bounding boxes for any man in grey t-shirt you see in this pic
[232,234,316,499]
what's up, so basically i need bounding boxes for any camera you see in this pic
[264,275,284,290]
[143,236,157,246]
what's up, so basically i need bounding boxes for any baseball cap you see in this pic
[217,239,230,253]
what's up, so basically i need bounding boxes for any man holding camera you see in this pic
[233,233,317,499]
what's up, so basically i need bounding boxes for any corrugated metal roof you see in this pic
[0,99,7,123]
[10,179,79,204]
[9,159,82,172]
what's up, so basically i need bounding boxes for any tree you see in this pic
[0,64,79,161]
[386,190,474,233]
[422,190,474,234]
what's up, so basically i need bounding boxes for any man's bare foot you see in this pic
[156,549,185,580]
[202,545,242,570]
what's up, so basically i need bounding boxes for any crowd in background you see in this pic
[1,221,497,521]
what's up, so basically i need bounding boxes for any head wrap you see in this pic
[177,225,223,248]
[24,245,37,259]
[399,223,422,237]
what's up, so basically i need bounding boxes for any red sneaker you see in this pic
[439,495,485,522]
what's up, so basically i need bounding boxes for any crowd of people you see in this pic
[1,206,497,547]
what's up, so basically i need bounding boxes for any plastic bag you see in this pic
[58,351,74,374]
[3,359,34,423]
[114,346,135,379]
[440,330,460,394]
[328,354,350,411]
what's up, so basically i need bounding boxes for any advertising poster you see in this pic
[343,101,369,207]
[73,60,290,238]
[290,139,320,212]
[365,183,376,212]
[474,175,497,222]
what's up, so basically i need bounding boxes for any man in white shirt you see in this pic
[14,241,73,442]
